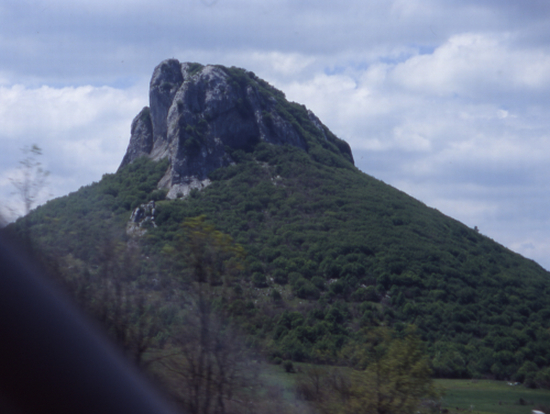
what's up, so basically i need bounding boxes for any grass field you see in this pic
[257,362,298,401]
[258,368,550,414]
[161,356,550,414]
[437,379,550,414]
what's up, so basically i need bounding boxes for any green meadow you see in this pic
[437,379,550,414]
[255,367,550,414]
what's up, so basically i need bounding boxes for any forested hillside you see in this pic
[9,141,550,387]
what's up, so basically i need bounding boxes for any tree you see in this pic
[175,215,245,288]
[164,309,259,414]
[71,237,160,366]
[158,216,257,414]
[360,327,436,414]
[296,326,436,414]
[11,144,49,216]
[9,144,50,247]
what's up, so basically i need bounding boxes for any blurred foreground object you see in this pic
[0,234,181,414]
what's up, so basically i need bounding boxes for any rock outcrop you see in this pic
[119,59,354,198]
[127,200,157,237]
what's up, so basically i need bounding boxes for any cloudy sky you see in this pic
[2,0,550,270]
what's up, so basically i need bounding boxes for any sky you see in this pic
[2,0,550,270]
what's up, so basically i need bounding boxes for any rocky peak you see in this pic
[119,59,354,198]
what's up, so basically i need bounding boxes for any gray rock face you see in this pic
[127,200,157,237]
[119,107,153,167]
[119,59,353,198]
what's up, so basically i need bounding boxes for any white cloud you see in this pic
[391,32,550,100]
[0,83,146,217]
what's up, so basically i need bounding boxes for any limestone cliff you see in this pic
[119,59,354,198]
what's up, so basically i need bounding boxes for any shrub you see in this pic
[311,276,326,291]
[271,289,282,302]
[297,283,320,300]
[535,367,550,389]
[272,269,288,285]
[283,360,295,373]
[252,272,267,288]
[350,286,377,302]
[149,189,167,201]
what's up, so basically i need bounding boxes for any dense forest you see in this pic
[8,140,550,393]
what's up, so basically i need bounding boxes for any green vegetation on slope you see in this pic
[11,157,169,261]
[10,142,550,384]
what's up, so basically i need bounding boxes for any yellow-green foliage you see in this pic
[296,327,436,414]
[173,215,246,287]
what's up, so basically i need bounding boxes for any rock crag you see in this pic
[119,59,353,198]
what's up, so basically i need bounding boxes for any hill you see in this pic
[6,62,550,386]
